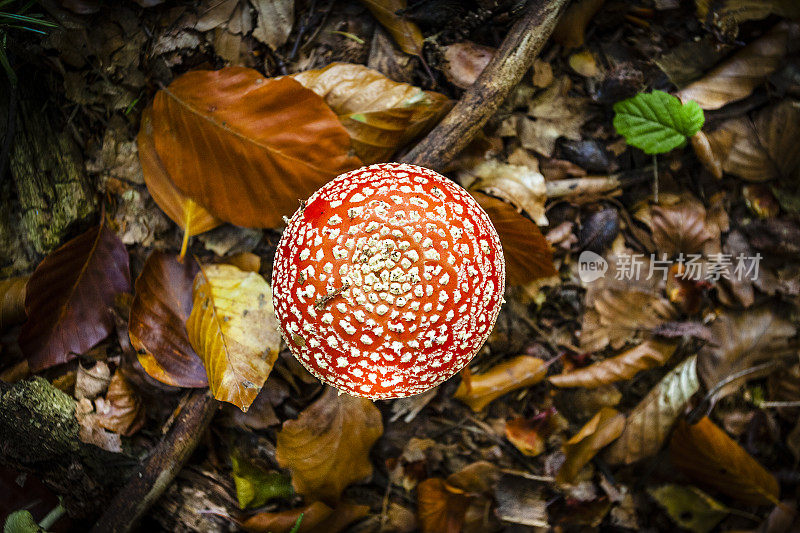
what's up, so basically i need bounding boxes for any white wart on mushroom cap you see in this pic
[272,163,506,399]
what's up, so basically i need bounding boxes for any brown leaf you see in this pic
[417,462,499,533]
[251,0,293,50]
[0,276,27,330]
[471,192,557,286]
[552,0,605,49]
[695,0,800,39]
[241,501,370,533]
[293,63,450,164]
[557,407,625,483]
[95,370,145,436]
[359,0,424,57]
[149,67,360,228]
[650,193,716,256]
[75,398,123,453]
[519,77,590,157]
[138,108,222,247]
[505,408,560,457]
[697,308,796,406]
[670,417,780,505]
[454,355,547,412]
[276,387,383,503]
[550,339,676,388]
[75,360,111,400]
[19,225,131,371]
[703,100,800,182]
[441,41,495,89]
[129,251,208,388]
[463,160,547,225]
[676,22,798,110]
[690,131,722,179]
[187,263,281,410]
[605,356,699,465]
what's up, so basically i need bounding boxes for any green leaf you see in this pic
[613,91,704,154]
[231,453,293,509]
[648,484,729,533]
[3,510,45,533]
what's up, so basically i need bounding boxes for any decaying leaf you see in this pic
[129,251,208,388]
[648,484,729,533]
[231,453,293,509]
[463,160,547,225]
[670,417,780,505]
[494,473,549,528]
[359,0,424,57]
[19,225,131,372]
[276,387,383,503]
[293,63,450,163]
[250,0,294,50]
[650,193,716,255]
[557,407,625,483]
[519,76,590,157]
[677,22,798,110]
[471,192,557,286]
[441,41,495,89]
[187,263,281,410]
[75,398,123,453]
[605,356,699,465]
[550,339,676,388]
[138,108,222,253]
[75,360,111,400]
[241,501,370,533]
[697,308,796,406]
[454,355,547,412]
[94,370,145,436]
[552,0,605,49]
[149,67,360,228]
[0,276,27,330]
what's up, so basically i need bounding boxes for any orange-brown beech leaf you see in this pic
[471,192,556,286]
[697,308,796,407]
[605,356,699,465]
[417,462,499,533]
[505,408,559,457]
[442,42,496,89]
[703,100,800,183]
[650,194,715,256]
[19,225,131,371]
[677,22,798,110]
[557,407,625,484]
[552,0,605,49]
[187,263,281,411]
[550,339,677,388]
[138,107,221,251]
[454,356,547,412]
[149,68,361,228]
[670,417,780,506]
[0,276,27,330]
[691,131,723,180]
[276,387,383,503]
[94,370,145,436]
[241,501,370,533]
[293,63,450,164]
[129,251,208,388]
[359,0,424,57]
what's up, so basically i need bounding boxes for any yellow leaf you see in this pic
[276,387,383,503]
[454,356,547,412]
[187,264,281,411]
[557,407,625,484]
[358,0,424,57]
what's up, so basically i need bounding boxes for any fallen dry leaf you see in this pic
[129,251,208,388]
[276,387,383,503]
[241,501,370,533]
[697,308,796,406]
[441,41,495,89]
[463,160,547,225]
[650,193,716,256]
[0,276,27,330]
[95,370,145,436]
[605,356,699,465]
[677,21,798,110]
[138,108,222,256]
[19,225,131,372]
[454,355,547,412]
[471,192,557,286]
[670,417,780,505]
[695,0,800,39]
[250,0,293,50]
[557,407,625,483]
[75,360,111,400]
[359,0,423,57]
[505,408,560,457]
[293,63,450,163]
[75,398,123,453]
[550,339,676,388]
[519,77,590,157]
[552,0,605,49]
[149,67,360,228]
[187,263,281,410]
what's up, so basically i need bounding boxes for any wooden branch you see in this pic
[400,0,569,170]
[90,389,218,533]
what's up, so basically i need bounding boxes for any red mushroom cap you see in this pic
[272,163,505,399]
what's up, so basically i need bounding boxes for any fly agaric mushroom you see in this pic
[272,163,505,399]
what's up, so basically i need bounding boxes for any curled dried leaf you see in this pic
[650,194,716,256]
[550,339,676,388]
[276,387,383,503]
[359,0,423,57]
[605,356,699,465]
[670,417,780,505]
[251,0,293,50]
[464,160,547,225]
[454,356,547,412]
[95,370,145,436]
[557,407,625,484]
